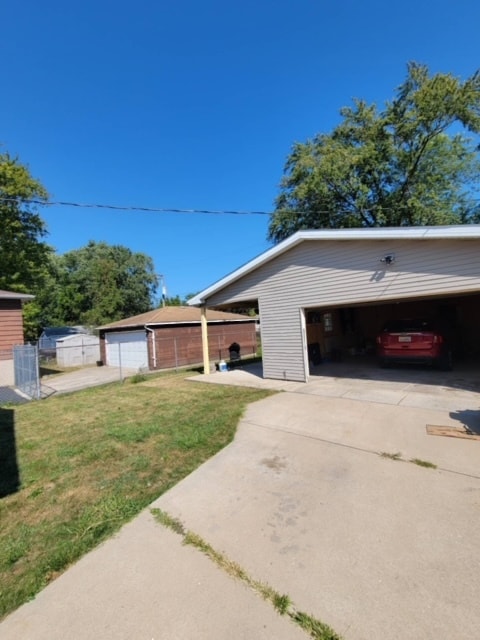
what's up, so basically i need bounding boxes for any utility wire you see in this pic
[0,197,272,216]
[0,196,478,217]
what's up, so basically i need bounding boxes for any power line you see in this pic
[0,197,272,216]
[1,196,478,217]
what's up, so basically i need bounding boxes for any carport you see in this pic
[188,226,480,382]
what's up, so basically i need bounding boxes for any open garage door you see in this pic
[105,330,148,369]
[305,292,480,374]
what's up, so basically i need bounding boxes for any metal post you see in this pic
[34,344,40,400]
[174,337,178,371]
[118,342,123,382]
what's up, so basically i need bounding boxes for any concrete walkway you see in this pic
[2,362,480,639]
[40,365,137,396]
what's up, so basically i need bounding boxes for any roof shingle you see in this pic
[99,306,254,330]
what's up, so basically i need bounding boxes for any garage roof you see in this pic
[99,306,255,330]
[0,289,34,301]
[188,225,480,306]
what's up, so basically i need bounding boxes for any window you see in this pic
[323,312,333,332]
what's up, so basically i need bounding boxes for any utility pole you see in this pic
[158,274,167,307]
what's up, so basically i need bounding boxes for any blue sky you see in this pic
[1,0,479,299]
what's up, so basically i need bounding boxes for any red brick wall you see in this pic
[0,300,24,360]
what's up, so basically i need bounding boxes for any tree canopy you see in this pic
[0,152,51,291]
[163,293,197,306]
[37,241,159,328]
[268,63,480,243]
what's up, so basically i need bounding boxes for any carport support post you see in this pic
[201,305,210,374]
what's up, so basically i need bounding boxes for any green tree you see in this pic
[269,63,480,243]
[43,241,159,326]
[0,152,52,291]
[163,293,197,306]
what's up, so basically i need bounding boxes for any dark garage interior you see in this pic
[306,293,480,372]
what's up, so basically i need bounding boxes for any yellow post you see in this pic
[200,305,210,374]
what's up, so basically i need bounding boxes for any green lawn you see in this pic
[0,373,272,619]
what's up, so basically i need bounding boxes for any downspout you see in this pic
[200,305,210,374]
[145,326,156,369]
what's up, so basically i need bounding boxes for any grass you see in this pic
[152,508,342,640]
[380,452,438,469]
[410,458,437,469]
[0,372,273,620]
[379,451,402,461]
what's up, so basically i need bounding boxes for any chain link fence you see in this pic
[148,334,257,371]
[0,329,260,403]
[13,344,41,400]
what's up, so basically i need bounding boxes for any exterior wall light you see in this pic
[380,254,395,265]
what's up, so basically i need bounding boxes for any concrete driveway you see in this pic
[40,365,137,395]
[2,362,479,639]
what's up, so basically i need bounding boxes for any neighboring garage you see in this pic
[188,226,480,382]
[99,306,257,371]
[104,330,149,370]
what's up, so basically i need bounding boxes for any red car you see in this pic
[376,318,453,370]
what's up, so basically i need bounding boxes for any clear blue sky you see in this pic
[1,0,479,300]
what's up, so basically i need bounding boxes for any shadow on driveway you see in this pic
[310,355,480,393]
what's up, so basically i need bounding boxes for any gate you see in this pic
[13,344,40,400]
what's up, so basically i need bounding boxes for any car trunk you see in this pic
[381,330,438,353]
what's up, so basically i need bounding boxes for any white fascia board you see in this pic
[188,225,480,306]
[0,292,35,301]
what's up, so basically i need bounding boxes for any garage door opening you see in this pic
[305,292,480,378]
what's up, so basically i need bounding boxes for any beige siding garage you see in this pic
[189,227,480,382]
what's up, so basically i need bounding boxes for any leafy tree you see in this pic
[0,152,52,291]
[42,241,159,327]
[269,63,480,242]
[162,293,197,306]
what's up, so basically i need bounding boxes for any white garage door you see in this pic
[105,331,149,369]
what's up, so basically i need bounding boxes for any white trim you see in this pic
[299,308,309,383]
[188,225,480,306]
[145,326,156,368]
[0,290,34,300]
